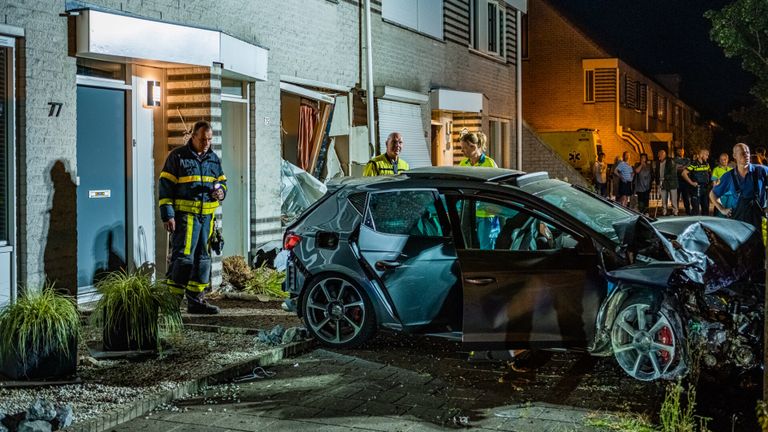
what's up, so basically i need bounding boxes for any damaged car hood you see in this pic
[609,216,763,293]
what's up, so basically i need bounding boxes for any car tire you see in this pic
[610,297,687,381]
[301,274,376,348]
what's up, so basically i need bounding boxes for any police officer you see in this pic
[682,148,711,216]
[159,121,226,314]
[363,132,410,176]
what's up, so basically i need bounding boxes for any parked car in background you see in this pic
[282,167,764,381]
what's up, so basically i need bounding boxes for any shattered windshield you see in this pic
[537,185,634,243]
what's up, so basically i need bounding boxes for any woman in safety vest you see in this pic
[459,132,499,249]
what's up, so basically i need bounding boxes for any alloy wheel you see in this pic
[304,277,367,345]
[611,303,677,381]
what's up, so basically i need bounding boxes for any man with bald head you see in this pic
[710,143,768,231]
[363,132,410,176]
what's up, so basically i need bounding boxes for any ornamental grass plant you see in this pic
[0,286,80,374]
[91,270,182,351]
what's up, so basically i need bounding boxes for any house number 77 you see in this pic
[48,102,63,117]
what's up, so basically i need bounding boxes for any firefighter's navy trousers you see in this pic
[167,212,213,296]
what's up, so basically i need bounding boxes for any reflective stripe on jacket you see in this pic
[159,143,227,221]
[363,154,410,176]
[459,154,497,168]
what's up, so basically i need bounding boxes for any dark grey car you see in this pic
[282,167,764,381]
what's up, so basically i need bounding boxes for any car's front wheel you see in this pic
[301,275,376,348]
[610,299,687,381]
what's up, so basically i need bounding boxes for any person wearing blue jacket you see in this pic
[159,121,226,314]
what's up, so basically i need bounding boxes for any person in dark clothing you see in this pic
[710,143,768,235]
[634,153,652,215]
[682,149,711,216]
[674,147,691,215]
[159,121,226,314]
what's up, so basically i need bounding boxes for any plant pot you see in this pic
[103,306,159,351]
[0,335,77,380]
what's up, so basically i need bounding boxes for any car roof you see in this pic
[327,166,550,190]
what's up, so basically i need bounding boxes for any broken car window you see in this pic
[367,190,444,237]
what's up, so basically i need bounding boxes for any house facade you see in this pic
[522,0,699,166]
[0,0,530,304]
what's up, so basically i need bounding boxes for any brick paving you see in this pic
[111,333,667,431]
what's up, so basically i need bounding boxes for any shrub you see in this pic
[0,287,80,369]
[244,264,287,299]
[91,271,182,349]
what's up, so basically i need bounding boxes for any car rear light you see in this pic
[284,233,302,251]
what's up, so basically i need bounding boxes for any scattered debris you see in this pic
[280,159,327,224]
[0,399,73,432]
[256,325,307,347]
[232,367,276,383]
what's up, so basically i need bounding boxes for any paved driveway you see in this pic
[112,334,669,431]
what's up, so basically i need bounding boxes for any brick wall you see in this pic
[522,122,589,187]
[5,0,521,288]
[522,0,630,163]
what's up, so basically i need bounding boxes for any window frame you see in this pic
[445,193,584,251]
[469,0,506,59]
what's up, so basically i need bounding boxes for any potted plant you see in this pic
[91,271,182,352]
[0,287,80,380]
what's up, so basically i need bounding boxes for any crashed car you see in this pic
[282,167,764,381]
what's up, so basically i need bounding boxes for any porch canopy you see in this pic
[74,8,268,80]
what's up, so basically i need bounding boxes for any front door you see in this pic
[356,189,460,329]
[76,85,127,296]
[221,99,247,257]
[450,196,602,350]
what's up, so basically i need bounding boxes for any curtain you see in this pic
[297,103,318,171]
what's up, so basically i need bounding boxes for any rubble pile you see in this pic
[0,399,73,432]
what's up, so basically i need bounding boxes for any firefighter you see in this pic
[363,132,410,176]
[159,121,226,314]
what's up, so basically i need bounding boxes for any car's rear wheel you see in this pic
[301,275,376,348]
[611,299,686,381]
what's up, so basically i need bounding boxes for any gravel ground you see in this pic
[0,326,284,423]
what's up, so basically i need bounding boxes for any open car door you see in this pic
[448,194,604,350]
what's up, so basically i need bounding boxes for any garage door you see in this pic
[377,99,431,168]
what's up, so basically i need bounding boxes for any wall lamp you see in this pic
[146,80,161,107]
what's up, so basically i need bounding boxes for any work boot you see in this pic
[185,292,220,315]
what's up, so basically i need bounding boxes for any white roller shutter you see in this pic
[377,99,431,168]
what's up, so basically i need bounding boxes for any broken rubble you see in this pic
[16,420,52,432]
[26,399,56,422]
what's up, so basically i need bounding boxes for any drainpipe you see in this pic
[364,0,376,156]
[515,10,523,170]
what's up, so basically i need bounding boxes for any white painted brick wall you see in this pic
[6,0,520,287]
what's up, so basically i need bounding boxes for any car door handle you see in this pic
[375,260,402,271]
[464,277,496,286]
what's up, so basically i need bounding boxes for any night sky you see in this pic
[547,0,755,123]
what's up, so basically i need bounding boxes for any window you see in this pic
[382,0,444,40]
[658,96,667,122]
[488,119,510,165]
[455,198,574,251]
[584,70,595,103]
[0,47,8,243]
[470,0,506,58]
[366,191,444,237]
[521,13,528,59]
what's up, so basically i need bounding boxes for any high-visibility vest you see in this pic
[363,154,410,176]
